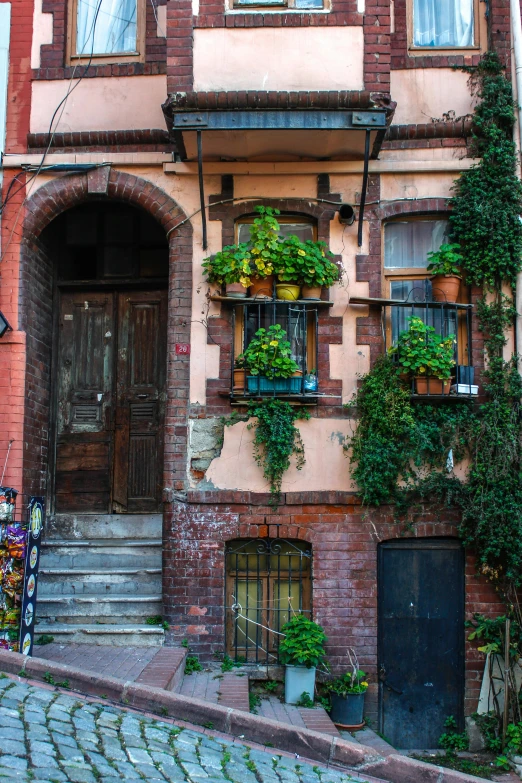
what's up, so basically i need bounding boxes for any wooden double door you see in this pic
[55,290,168,513]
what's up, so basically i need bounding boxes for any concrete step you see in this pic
[46,513,162,541]
[38,568,162,596]
[40,539,162,569]
[37,593,163,623]
[34,622,165,647]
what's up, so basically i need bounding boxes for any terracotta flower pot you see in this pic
[233,369,247,391]
[301,285,323,300]
[430,275,461,303]
[276,284,301,301]
[415,377,451,395]
[225,282,248,299]
[250,275,274,299]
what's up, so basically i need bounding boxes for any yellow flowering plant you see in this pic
[388,316,456,380]
[277,235,341,287]
[202,243,252,287]
[235,324,299,379]
[324,670,369,696]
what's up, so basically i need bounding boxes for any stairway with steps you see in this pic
[36,514,165,646]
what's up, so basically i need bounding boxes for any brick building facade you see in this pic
[0,0,514,746]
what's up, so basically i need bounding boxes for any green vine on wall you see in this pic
[226,399,310,503]
[347,52,522,596]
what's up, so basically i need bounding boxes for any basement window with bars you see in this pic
[225,537,312,664]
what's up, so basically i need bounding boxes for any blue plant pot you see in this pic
[330,693,365,726]
[247,376,302,393]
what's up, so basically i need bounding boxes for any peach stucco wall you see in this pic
[206,418,357,492]
[391,68,475,125]
[30,76,168,133]
[193,28,365,92]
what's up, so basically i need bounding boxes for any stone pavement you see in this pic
[0,676,383,783]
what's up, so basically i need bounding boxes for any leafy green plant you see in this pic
[450,52,522,290]
[324,670,369,697]
[467,614,522,659]
[472,712,502,753]
[146,615,170,631]
[202,244,252,287]
[184,656,203,675]
[295,692,315,708]
[278,614,327,669]
[249,693,261,713]
[235,325,299,379]
[221,654,242,672]
[439,716,469,752]
[389,316,456,380]
[227,399,310,502]
[277,235,340,287]
[34,634,54,646]
[426,243,463,277]
[261,680,279,693]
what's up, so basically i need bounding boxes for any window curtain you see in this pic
[384,220,449,268]
[76,0,137,55]
[413,0,474,47]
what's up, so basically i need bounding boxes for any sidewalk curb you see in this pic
[0,649,485,783]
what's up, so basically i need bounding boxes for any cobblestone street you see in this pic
[0,677,374,783]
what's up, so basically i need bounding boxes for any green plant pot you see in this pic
[330,693,365,726]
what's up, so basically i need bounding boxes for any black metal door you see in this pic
[378,538,464,749]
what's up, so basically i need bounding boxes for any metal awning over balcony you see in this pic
[162,90,395,250]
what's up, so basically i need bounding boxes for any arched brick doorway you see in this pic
[20,169,192,512]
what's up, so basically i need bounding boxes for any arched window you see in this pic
[225,537,312,663]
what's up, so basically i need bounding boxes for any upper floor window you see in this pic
[236,215,316,244]
[412,0,475,48]
[70,0,144,62]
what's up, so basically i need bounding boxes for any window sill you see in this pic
[407,46,480,56]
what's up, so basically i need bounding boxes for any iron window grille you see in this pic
[384,285,474,398]
[231,300,320,400]
[225,536,312,664]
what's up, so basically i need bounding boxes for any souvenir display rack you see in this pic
[0,491,44,656]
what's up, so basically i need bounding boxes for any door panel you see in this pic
[378,539,464,749]
[113,291,167,512]
[55,294,114,513]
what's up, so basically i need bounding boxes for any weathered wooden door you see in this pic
[378,539,464,749]
[113,291,167,512]
[55,290,167,513]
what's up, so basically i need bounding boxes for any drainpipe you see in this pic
[510,0,522,372]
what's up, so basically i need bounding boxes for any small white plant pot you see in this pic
[285,665,316,704]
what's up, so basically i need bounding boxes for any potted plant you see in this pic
[235,324,301,393]
[247,206,282,299]
[324,669,369,727]
[389,316,456,395]
[279,236,341,300]
[202,243,252,297]
[278,614,327,704]
[426,243,463,303]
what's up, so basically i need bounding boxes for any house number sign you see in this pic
[175,344,190,355]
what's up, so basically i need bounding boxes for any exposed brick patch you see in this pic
[135,648,187,691]
[385,120,473,141]
[19,170,193,503]
[35,0,167,79]
[363,0,391,91]
[27,129,171,152]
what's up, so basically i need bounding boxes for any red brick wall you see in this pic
[0,0,34,497]
[164,492,503,719]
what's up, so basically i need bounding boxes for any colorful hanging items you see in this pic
[0,488,18,522]
[0,489,25,652]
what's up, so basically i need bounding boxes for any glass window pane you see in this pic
[272,581,302,638]
[233,580,263,651]
[244,305,307,366]
[384,220,450,268]
[77,0,137,55]
[391,280,458,346]
[295,0,323,8]
[237,220,315,244]
[413,0,474,47]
